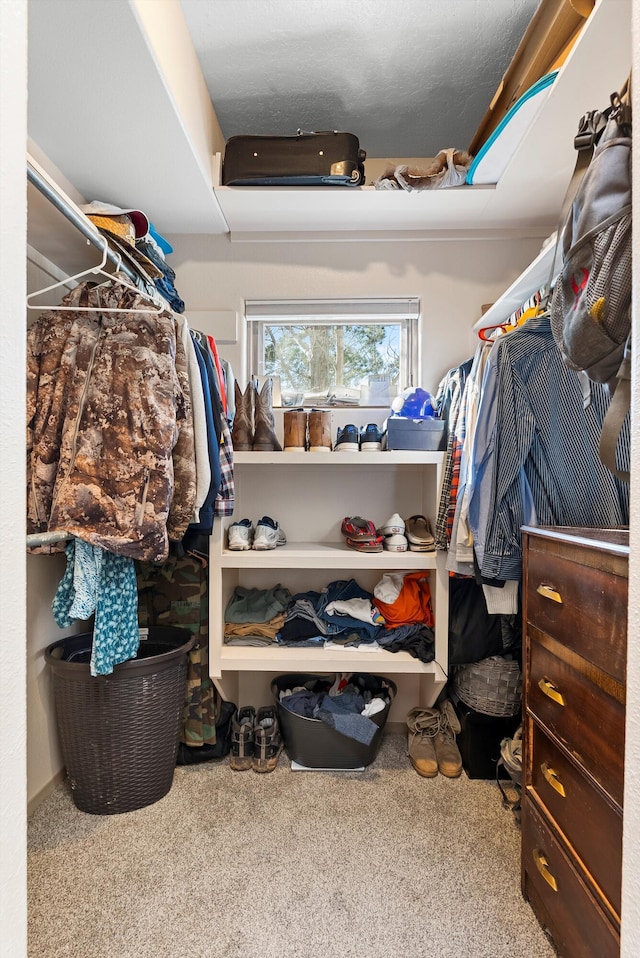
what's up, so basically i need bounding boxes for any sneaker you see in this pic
[253,516,287,550]
[253,706,283,773]
[346,536,383,553]
[360,423,382,452]
[229,706,256,771]
[227,518,254,550]
[334,424,360,452]
[434,698,462,778]
[405,514,436,552]
[341,516,380,541]
[406,707,440,778]
[378,513,405,536]
[383,533,408,552]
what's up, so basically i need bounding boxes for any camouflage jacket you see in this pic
[27,280,196,562]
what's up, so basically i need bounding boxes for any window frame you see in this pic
[245,298,419,408]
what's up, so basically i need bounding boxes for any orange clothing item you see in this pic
[375,571,434,629]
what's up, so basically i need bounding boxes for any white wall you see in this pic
[621,3,640,953]
[0,2,27,956]
[169,231,546,388]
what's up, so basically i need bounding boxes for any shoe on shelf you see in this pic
[253,516,287,550]
[334,424,360,452]
[308,409,333,452]
[341,516,380,541]
[346,536,383,553]
[253,706,284,773]
[283,408,307,452]
[405,514,436,552]
[227,518,254,551]
[229,706,256,771]
[406,707,440,778]
[378,513,405,536]
[434,698,463,779]
[383,533,408,553]
[360,423,382,452]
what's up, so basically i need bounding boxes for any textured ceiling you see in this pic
[180,0,541,158]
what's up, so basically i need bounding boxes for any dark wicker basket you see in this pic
[45,627,194,815]
[452,655,522,718]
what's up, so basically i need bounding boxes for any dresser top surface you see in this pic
[522,525,630,556]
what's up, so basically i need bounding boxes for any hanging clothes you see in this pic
[137,553,216,747]
[468,312,629,585]
[53,538,139,676]
[175,314,211,523]
[27,280,196,562]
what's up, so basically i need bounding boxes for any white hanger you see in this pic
[26,236,165,314]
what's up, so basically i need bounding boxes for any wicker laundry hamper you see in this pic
[452,655,522,718]
[45,627,194,815]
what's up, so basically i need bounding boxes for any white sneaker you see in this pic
[378,513,405,536]
[383,533,408,552]
[227,519,253,550]
[253,516,287,550]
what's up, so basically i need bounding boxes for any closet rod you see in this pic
[27,159,138,284]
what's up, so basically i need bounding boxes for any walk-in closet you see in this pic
[1,1,639,956]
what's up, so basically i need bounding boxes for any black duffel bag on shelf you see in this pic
[222,130,366,186]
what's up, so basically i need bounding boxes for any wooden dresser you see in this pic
[521,526,628,958]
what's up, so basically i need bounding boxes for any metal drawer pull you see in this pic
[536,583,563,603]
[541,762,566,797]
[538,678,566,706]
[533,850,559,892]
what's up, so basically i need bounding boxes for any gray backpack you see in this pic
[550,81,631,482]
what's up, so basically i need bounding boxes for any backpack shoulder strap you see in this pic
[599,334,631,483]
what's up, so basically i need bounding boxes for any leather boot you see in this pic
[283,409,307,452]
[253,377,282,452]
[406,707,439,778]
[308,409,332,452]
[231,380,254,451]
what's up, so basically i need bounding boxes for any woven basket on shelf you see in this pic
[452,655,522,718]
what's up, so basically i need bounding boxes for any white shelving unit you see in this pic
[209,450,448,706]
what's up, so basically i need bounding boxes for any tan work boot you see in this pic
[406,707,440,778]
[231,380,254,451]
[253,377,282,451]
[434,698,463,778]
[283,409,307,451]
[308,409,333,452]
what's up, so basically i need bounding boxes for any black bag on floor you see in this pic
[222,131,366,186]
[176,699,236,765]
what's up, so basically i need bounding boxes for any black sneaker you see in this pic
[229,706,256,771]
[360,423,382,451]
[253,706,283,773]
[334,424,360,452]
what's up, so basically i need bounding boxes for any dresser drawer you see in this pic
[527,638,625,807]
[528,722,622,920]
[526,547,627,683]
[522,799,619,958]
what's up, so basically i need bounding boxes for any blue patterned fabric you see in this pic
[52,539,140,676]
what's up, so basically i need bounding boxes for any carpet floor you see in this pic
[28,732,556,958]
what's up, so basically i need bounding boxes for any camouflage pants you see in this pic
[137,554,217,746]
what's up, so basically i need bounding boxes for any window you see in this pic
[246,299,418,407]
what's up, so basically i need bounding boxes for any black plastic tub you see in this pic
[45,627,194,815]
[271,673,396,769]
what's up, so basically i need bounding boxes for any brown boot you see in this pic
[284,409,307,452]
[406,707,440,778]
[231,380,254,451]
[253,377,282,452]
[434,698,463,778]
[308,409,332,452]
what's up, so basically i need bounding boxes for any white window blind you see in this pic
[245,298,420,323]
